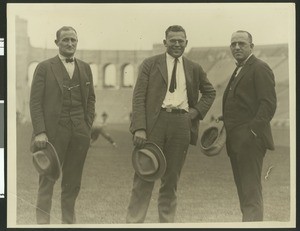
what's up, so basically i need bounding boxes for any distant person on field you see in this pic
[90,112,117,147]
[126,25,216,223]
[29,26,95,224]
[219,30,277,221]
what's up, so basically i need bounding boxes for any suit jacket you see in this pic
[30,55,96,141]
[130,53,216,145]
[222,55,277,150]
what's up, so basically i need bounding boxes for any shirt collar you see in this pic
[166,53,183,63]
[58,54,75,62]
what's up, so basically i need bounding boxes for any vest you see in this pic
[59,63,85,128]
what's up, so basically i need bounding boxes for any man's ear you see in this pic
[163,39,167,47]
[54,39,58,46]
[250,43,254,49]
[185,40,188,46]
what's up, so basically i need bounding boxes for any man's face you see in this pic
[163,31,188,58]
[55,30,78,57]
[230,32,253,63]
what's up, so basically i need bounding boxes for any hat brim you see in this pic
[132,142,166,182]
[200,123,226,157]
[32,141,61,181]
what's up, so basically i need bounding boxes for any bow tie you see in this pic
[66,58,74,63]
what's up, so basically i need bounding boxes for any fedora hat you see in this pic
[132,142,166,182]
[32,141,61,181]
[200,121,226,157]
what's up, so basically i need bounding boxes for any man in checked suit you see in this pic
[30,26,95,224]
[126,25,216,223]
[221,30,277,221]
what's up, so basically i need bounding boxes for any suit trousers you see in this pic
[126,110,191,223]
[226,124,266,221]
[36,120,90,224]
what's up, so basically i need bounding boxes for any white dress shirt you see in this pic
[58,54,75,78]
[162,53,189,112]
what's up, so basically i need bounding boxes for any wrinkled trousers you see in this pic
[36,120,90,224]
[126,111,191,223]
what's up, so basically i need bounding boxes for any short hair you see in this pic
[56,26,77,40]
[235,30,253,43]
[165,25,186,38]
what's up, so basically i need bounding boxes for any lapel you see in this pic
[50,56,88,97]
[223,55,256,106]
[50,55,66,93]
[182,56,193,101]
[230,55,256,92]
[156,53,193,96]
[157,53,168,85]
[76,59,88,100]
[223,66,238,105]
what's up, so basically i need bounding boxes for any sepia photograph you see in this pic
[6,3,295,228]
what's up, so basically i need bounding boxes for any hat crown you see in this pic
[201,127,219,148]
[32,151,51,170]
[136,149,159,175]
[132,142,166,182]
[32,141,61,180]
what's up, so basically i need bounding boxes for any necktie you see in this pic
[169,58,178,93]
[229,64,243,90]
[66,58,74,63]
[231,66,240,78]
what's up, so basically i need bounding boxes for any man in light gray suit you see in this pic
[126,25,216,223]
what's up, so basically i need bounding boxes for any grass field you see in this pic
[14,122,291,225]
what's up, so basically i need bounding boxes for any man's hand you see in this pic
[133,130,147,148]
[188,108,199,120]
[34,132,48,149]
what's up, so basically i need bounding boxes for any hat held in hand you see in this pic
[32,141,61,181]
[200,121,226,156]
[132,142,166,182]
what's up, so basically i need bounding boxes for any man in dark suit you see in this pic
[30,26,95,224]
[222,30,277,221]
[126,25,216,223]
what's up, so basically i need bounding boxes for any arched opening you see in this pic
[89,63,98,87]
[122,64,134,88]
[104,64,117,88]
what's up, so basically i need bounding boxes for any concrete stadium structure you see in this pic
[15,16,289,126]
